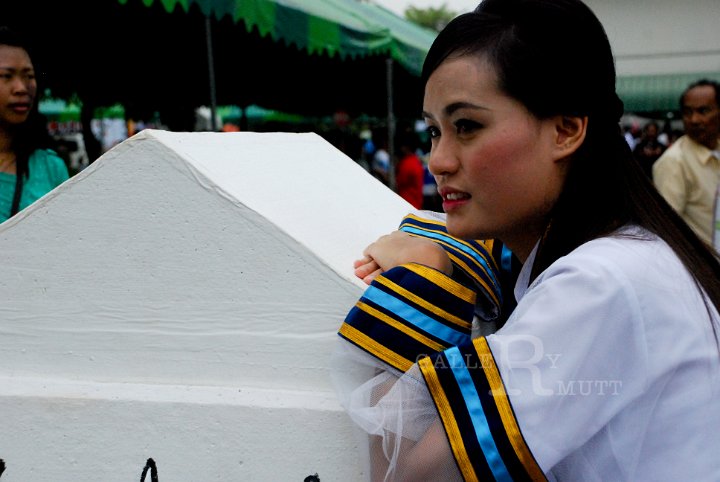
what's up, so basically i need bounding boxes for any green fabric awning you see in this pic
[2,0,432,118]
[117,0,436,76]
[617,72,720,113]
[217,104,309,124]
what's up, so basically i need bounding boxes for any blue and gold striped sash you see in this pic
[418,338,546,482]
[339,263,477,372]
[339,212,504,371]
[399,213,502,312]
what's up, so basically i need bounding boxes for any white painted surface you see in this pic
[0,130,413,481]
[585,0,720,76]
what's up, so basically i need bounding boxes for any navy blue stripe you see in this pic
[458,344,534,482]
[354,294,461,349]
[363,286,469,346]
[379,266,477,323]
[446,347,513,482]
[342,305,440,365]
[400,225,501,292]
[398,217,498,274]
[427,350,495,480]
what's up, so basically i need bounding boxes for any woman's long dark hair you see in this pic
[421,0,720,333]
[0,26,53,181]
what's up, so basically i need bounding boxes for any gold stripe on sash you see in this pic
[355,301,447,353]
[403,212,447,228]
[475,337,546,481]
[419,356,480,482]
[446,252,500,307]
[339,323,413,372]
[485,238,496,256]
[404,263,477,304]
[375,276,472,331]
[402,214,500,272]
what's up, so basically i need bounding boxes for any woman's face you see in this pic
[423,55,568,260]
[0,44,37,128]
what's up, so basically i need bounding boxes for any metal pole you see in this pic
[386,57,396,191]
[205,16,218,131]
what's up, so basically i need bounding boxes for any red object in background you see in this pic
[396,151,424,208]
[333,110,350,128]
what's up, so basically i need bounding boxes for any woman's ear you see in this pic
[553,115,588,160]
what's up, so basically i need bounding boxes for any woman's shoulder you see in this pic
[29,149,70,182]
[527,227,683,302]
[543,226,699,309]
[29,148,65,165]
[557,224,652,256]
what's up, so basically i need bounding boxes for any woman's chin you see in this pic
[445,218,489,241]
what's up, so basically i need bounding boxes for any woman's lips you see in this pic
[440,189,471,211]
[8,103,31,114]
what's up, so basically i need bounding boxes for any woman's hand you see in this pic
[354,231,452,284]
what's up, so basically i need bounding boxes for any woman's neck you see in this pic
[0,124,13,154]
[0,128,17,174]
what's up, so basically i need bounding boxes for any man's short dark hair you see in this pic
[680,79,720,108]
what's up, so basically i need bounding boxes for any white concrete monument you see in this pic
[0,130,414,481]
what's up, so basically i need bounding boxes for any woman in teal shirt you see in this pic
[0,26,68,223]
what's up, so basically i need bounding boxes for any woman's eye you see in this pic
[426,125,440,139]
[455,119,481,134]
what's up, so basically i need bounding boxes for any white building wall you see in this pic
[585,0,720,76]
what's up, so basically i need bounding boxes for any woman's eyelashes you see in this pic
[426,125,440,139]
[425,119,482,140]
[454,119,482,135]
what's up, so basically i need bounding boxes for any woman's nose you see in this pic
[11,76,31,95]
[428,140,457,177]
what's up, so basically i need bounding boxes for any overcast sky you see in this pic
[372,0,480,16]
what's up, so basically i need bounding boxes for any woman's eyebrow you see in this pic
[444,101,487,116]
[423,102,489,120]
[0,66,33,73]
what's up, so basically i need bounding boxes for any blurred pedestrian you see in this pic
[633,121,666,177]
[653,79,720,245]
[394,128,424,208]
[0,26,68,223]
[421,154,442,211]
[357,126,374,172]
[623,123,639,150]
[370,126,390,185]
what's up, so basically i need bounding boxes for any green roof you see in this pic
[116,0,436,76]
[617,72,720,113]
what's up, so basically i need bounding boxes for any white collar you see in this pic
[513,239,541,304]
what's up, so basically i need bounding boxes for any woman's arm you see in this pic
[354,230,453,284]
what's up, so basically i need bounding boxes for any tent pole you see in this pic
[205,16,218,131]
[386,58,396,191]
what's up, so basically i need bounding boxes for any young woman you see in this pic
[334,0,720,480]
[0,26,68,223]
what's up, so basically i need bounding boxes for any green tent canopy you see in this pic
[117,0,436,76]
[2,0,434,121]
[38,98,82,122]
[217,104,310,125]
[107,0,436,129]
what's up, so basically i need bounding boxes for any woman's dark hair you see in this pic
[421,0,720,333]
[0,26,53,181]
